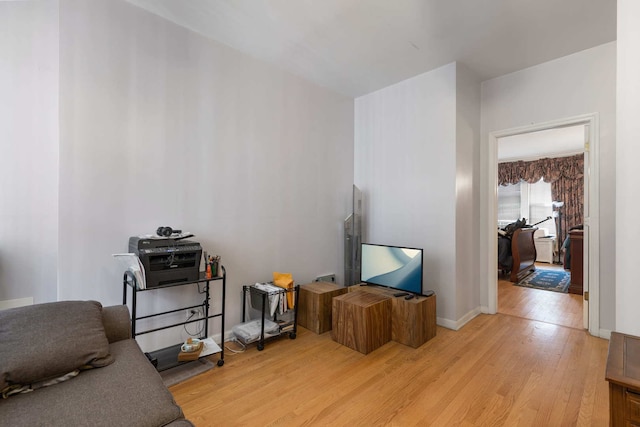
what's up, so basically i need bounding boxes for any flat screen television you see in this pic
[360,243,423,294]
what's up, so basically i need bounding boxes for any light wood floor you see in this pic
[170,281,609,426]
[498,263,584,330]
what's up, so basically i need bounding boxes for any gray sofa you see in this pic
[0,300,193,427]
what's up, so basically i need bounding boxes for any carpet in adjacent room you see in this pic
[515,269,571,293]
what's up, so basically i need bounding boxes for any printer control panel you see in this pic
[139,245,202,254]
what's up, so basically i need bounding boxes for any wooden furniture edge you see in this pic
[509,227,538,283]
[606,332,640,390]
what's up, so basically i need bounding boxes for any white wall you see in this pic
[455,64,481,321]
[4,0,625,346]
[1,0,59,305]
[15,0,354,352]
[616,0,640,335]
[480,42,617,331]
[355,63,458,323]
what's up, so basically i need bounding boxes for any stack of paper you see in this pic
[112,253,146,289]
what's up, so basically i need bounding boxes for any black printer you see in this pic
[129,236,202,288]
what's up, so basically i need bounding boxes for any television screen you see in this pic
[360,243,423,294]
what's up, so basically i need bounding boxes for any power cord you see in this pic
[224,337,246,354]
[183,305,205,337]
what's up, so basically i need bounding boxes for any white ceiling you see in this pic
[498,125,585,162]
[126,0,616,97]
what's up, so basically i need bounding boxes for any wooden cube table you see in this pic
[298,282,347,334]
[348,284,437,348]
[391,294,436,348]
[331,291,391,354]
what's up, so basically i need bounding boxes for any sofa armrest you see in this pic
[102,305,132,343]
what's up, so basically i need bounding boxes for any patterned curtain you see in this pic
[498,154,584,245]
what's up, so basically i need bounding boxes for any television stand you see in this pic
[347,284,436,348]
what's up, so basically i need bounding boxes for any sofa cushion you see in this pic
[0,339,190,427]
[0,300,113,395]
[101,305,132,343]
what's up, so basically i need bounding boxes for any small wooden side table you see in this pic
[331,291,391,354]
[606,332,640,426]
[391,293,436,348]
[348,284,437,348]
[298,282,347,334]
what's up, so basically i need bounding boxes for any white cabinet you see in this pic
[534,237,556,263]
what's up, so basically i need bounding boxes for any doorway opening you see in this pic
[496,125,585,328]
[486,114,599,335]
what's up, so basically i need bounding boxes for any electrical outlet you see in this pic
[315,274,336,283]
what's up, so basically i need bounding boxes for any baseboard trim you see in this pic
[456,307,482,330]
[437,307,482,331]
[0,297,33,310]
[436,317,457,330]
[480,305,493,314]
[598,329,612,340]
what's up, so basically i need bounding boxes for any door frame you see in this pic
[485,113,600,336]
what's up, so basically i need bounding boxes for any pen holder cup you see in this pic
[212,262,218,277]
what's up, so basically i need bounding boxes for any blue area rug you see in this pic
[515,269,571,293]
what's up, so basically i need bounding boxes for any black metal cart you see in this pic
[122,266,226,370]
[241,283,299,351]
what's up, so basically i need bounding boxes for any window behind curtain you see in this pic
[498,179,556,235]
[497,183,521,228]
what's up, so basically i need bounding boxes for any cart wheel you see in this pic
[257,343,264,351]
[217,359,224,367]
[289,332,296,339]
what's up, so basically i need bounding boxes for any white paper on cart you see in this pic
[112,253,146,289]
